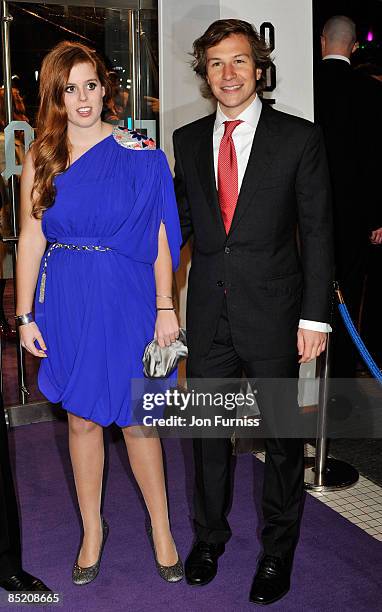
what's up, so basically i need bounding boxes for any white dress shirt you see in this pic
[213,96,331,333]
[322,54,351,64]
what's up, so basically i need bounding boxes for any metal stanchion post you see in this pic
[304,332,359,491]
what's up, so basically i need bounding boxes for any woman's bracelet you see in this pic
[14,312,34,326]
[156,307,175,311]
[156,294,173,299]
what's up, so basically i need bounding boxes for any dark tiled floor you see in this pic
[330,439,382,487]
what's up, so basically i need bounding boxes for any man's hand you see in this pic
[297,329,327,363]
[370,227,382,245]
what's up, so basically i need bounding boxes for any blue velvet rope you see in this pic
[337,302,382,383]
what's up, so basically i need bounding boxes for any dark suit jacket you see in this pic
[0,401,11,555]
[173,103,334,362]
[315,59,382,277]
[0,396,21,572]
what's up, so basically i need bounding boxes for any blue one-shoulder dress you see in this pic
[34,128,182,427]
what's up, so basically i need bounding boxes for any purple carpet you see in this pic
[7,420,382,611]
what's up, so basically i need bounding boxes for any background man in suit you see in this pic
[0,395,50,592]
[316,15,382,380]
[357,61,382,368]
[173,19,333,606]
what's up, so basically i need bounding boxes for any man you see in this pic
[173,19,333,606]
[316,15,382,379]
[356,61,382,367]
[0,394,51,592]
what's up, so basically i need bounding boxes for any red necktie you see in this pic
[218,120,242,234]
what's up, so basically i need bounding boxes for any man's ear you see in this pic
[351,41,359,54]
[320,35,326,57]
[256,68,262,81]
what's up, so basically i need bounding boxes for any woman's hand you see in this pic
[155,310,180,348]
[19,322,48,358]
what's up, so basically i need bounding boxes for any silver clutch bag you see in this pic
[142,328,188,378]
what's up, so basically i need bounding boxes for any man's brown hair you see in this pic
[192,19,272,98]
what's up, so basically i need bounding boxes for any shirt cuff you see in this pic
[298,319,332,333]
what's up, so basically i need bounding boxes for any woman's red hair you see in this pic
[31,41,111,218]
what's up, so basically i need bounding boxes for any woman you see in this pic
[17,41,183,585]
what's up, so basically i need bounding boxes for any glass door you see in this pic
[0,0,159,423]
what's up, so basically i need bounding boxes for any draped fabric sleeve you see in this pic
[156,149,182,272]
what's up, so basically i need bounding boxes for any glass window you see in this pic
[0,0,159,409]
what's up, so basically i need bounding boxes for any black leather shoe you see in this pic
[185,541,225,586]
[0,570,51,592]
[249,555,290,605]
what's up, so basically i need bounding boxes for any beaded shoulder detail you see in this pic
[112,126,156,150]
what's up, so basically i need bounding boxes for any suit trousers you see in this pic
[187,298,305,563]
[0,396,22,580]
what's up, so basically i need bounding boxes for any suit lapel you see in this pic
[228,104,277,236]
[195,115,227,236]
